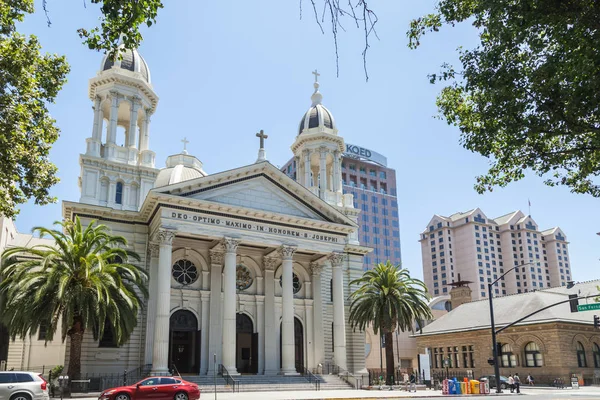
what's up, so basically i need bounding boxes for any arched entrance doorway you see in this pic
[236,313,258,374]
[169,310,200,374]
[280,317,304,372]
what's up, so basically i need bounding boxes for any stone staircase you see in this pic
[182,373,353,393]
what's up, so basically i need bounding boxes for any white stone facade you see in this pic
[57,57,372,376]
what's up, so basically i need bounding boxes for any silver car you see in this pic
[0,372,49,400]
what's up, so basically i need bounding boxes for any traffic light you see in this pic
[569,294,579,312]
[594,315,600,329]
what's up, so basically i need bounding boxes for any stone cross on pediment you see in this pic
[256,130,268,150]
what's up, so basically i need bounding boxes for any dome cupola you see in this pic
[100,46,151,83]
[155,142,207,187]
[298,71,337,135]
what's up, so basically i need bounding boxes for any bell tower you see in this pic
[291,71,358,243]
[79,46,159,210]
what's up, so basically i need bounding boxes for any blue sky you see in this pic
[14,1,599,282]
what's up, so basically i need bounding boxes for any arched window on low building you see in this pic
[501,343,518,367]
[593,343,600,368]
[524,342,543,367]
[577,341,587,367]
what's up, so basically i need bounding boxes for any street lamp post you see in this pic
[488,262,531,394]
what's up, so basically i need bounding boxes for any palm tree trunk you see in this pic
[384,330,395,385]
[67,317,84,380]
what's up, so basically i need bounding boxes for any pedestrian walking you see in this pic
[508,375,515,393]
[527,374,534,386]
[514,373,521,394]
[409,372,417,392]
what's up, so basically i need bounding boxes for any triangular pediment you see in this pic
[150,162,356,227]
[188,176,322,220]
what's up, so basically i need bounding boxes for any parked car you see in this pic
[99,377,200,400]
[478,375,509,389]
[0,371,49,400]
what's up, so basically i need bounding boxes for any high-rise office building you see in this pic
[282,143,401,268]
[420,208,572,300]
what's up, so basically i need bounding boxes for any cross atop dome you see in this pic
[312,69,320,84]
[181,137,189,154]
[311,69,323,106]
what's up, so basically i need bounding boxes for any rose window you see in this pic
[236,264,253,291]
[172,259,198,285]
[279,272,302,294]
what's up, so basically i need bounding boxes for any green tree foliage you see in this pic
[76,0,163,55]
[349,262,432,385]
[0,1,69,218]
[408,1,600,196]
[0,217,148,379]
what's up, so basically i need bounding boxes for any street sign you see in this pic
[577,303,600,311]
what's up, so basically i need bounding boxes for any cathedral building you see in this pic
[1,48,372,376]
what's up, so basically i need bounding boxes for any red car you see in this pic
[99,377,200,400]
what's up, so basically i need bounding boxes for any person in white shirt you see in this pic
[508,375,515,393]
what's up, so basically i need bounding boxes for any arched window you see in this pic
[501,343,518,367]
[115,182,123,204]
[577,341,587,367]
[593,343,600,368]
[524,342,543,367]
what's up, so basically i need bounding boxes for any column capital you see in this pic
[319,146,328,156]
[157,229,175,245]
[209,248,225,265]
[222,237,241,253]
[263,256,279,271]
[328,252,345,267]
[279,245,297,260]
[309,262,324,276]
[303,149,311,156]
[147,242,160,258]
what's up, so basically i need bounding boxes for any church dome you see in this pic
[155,152,207,187]
[298,80,336,135]
[100,47,151,83]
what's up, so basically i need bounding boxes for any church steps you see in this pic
[181,373,353,392]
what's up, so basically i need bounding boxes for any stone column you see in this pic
[200,293,210,375]
[256,295,265,374]
[263,256,278,375]
[319,147,328,199]
[207,248,224,374]
[310,262,325,367]
[303,150,311,187]
[107,91,119,145]
[151,229,175,373]
[333,150,341,192]
[144,243,159,365]
[222,237,240,374]
[128,96,141,148]
[91,96,102,141]
[305,300,315,371]
[139,109,152,151]
[330,252,347,371]
[279,245,298,375]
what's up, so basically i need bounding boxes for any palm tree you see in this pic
[0,217,148,379]
[349,261,432,386]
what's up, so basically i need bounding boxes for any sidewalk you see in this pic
[67,388,515,400]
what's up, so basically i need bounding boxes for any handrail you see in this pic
[336,366,363,390]
[218,364,239,392]
[296,363,320,391]
[171,364,182,380]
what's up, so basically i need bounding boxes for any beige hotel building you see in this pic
[420,209,572,300]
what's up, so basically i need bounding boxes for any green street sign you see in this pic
[577,303,600,312]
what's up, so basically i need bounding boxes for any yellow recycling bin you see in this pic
[470,380,480,394]
[460,382,468,394]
